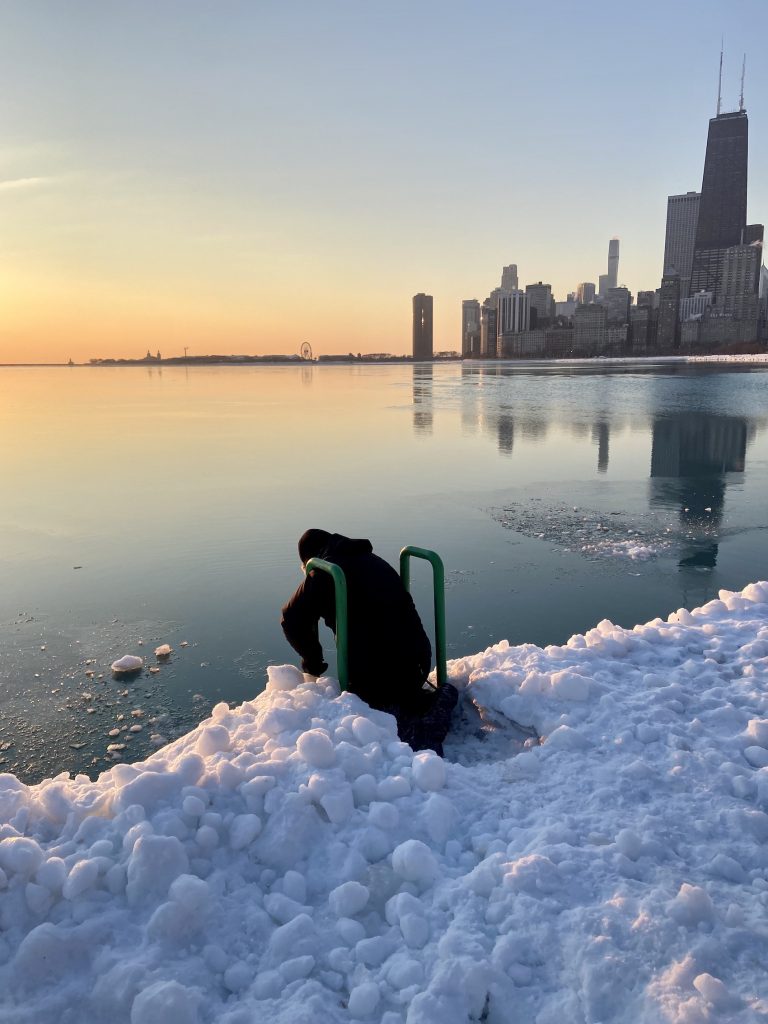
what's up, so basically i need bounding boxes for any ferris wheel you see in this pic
[300,342,313,361]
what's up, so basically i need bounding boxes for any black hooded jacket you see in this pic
[280,532,432,711]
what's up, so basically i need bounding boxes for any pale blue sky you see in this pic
[1,0,766,358]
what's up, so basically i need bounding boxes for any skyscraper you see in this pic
[657,272,681,350]
[577,282,596,305]
[412,293,433,361]
[501,265,518,291]
[461,299,481,357]
[480,298,498,358]
[497,290,530,336]
[689,109,749,300]
[663,192,701,297]
[525,282,554,327]
[607,238,620,290]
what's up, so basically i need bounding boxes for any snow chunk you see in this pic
[297,729,336,768]
[130,980,199,1024]
[126,835,189,905]
[266,664,304,692]
[411,750,446,791]
[329,881,369,917]
[392,840,439,885]
[196,725,230,756]
[693,973,734,1009]
[746,719,768,749]
[744,746,768,769]
[0,837,44,878]
[549,669,590,701]
[348,982,380,1018]
[668,883,715,926]
[229,813,262,850]
[62,858,100,900]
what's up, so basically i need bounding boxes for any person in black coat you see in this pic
[281,529,457,753]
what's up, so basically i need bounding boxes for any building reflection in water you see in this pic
[649,413,749,569]
[497,413,515,456]
[412,364,434,435]
[592,421,610,473]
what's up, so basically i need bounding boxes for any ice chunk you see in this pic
[154,644,173,658]
[130,981,199,1024]
[746,719,768,749]
[112,655,144,674]
[320,785,354,824]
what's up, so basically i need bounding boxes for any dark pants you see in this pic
[380,683,459,757]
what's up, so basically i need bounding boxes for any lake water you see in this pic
[2,360,767,782]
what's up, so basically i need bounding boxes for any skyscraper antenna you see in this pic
[716,41,723,116]
[739,53,745,110]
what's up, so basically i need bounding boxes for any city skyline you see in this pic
[1,1,766,362]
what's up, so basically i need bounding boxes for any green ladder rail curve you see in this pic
[399,546,447,689]
[304,557,349,691]
[304,546,447,693]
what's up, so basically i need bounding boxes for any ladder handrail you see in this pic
[304,557,349,692]
[399,546,447,688]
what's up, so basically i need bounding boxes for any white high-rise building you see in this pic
[497,290,530,335]
[663,192,700,297]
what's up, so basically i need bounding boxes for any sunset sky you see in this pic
[1,0,766,363]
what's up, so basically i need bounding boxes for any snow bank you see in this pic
[2,583,768,1023]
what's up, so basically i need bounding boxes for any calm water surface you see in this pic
[2,361,767,781]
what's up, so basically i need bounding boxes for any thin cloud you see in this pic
[0,176,55,190]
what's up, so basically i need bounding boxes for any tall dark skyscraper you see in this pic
[689,109,749,299]
[412,293,433,361]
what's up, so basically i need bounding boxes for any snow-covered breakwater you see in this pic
[2,584,768,1023]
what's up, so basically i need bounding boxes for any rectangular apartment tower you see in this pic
[663,192,701,297]
[412,293,433,361]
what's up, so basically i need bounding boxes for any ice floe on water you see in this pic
[2,582,768,1022]
[492,499,692,562]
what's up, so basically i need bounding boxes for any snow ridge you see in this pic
[1,583,768,1023]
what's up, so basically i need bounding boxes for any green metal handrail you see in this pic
[399,546,447,688]
[304,557,349,692]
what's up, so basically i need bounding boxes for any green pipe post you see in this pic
[304,557,349,692]
[399,546,447,688]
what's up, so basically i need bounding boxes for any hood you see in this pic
[298,529,372,564]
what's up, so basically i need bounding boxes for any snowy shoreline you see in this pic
[2,583,768,1023]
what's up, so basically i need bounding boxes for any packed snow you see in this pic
[2,582,768,1022]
